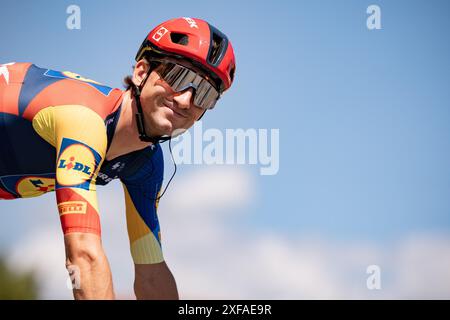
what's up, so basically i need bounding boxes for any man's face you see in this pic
[133,59,206,137]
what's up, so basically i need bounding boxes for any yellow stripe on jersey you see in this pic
[32,105,107,153]
[130,233,164,265]
[32,106,57,147]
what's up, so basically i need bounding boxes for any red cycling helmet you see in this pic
[135,17,236,94]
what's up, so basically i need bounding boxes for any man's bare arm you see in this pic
[134,262,179,300]
[64,233,115,300]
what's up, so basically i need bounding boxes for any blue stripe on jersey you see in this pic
[43,69,114,96]
[119,144,164,244]
[0,112,55,176]
[18,64,62,117]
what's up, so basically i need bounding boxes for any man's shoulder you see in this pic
[129,143,164,176]
[16,62,124,120]
[106,144,164,185]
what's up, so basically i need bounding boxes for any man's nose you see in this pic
[173,88,194,109]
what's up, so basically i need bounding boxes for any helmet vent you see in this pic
[170,33,189,46]
[229,65,235,83]
[209,32,226,65]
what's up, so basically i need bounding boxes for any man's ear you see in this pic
[132,59,150,87]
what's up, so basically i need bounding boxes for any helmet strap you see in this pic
[132,68,178,204]
[132,67,171,144]
[197,109,207,121]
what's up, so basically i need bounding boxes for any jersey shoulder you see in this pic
[2,62,123,121]
[120,144,164,185]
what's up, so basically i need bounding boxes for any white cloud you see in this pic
[5,166,450,299]
[163,165,254,215]
[390,235,450,299]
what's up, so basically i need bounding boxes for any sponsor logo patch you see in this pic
[0,62,15,84]
[16,177,55,197]
[56,138,102,190]
[152,26,169,42]
[58,201,87,215]
[183,17,198,29]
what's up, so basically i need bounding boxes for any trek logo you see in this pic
[153,26,169,42]
[0,62,15,85]
[183,17,198,29]
[56,138,102,190]
[58,156,93,175]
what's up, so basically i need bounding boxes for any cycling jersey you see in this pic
[0,62,164,264]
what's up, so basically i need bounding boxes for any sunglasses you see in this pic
[153,60,221,110]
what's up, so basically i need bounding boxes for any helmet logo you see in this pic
[183,17,199,29]
[152,26,169,42]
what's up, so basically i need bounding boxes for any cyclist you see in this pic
[0,17,236,299]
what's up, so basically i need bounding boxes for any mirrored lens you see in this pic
[159,62,220,110]
[195,81,220,109]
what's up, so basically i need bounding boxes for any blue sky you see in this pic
[1,0,450,298]
[1,0,450,245]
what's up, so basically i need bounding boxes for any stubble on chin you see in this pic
[142,107,172,137]
[146,97,198,137]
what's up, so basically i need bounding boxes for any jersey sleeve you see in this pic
[32,105,107,236]
[120,145,164,264]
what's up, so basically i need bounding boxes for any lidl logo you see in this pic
[16,177,55,198]
[56,138,102,190]
[58,156,93,175]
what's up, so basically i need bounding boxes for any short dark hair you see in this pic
[123,72,134,91]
